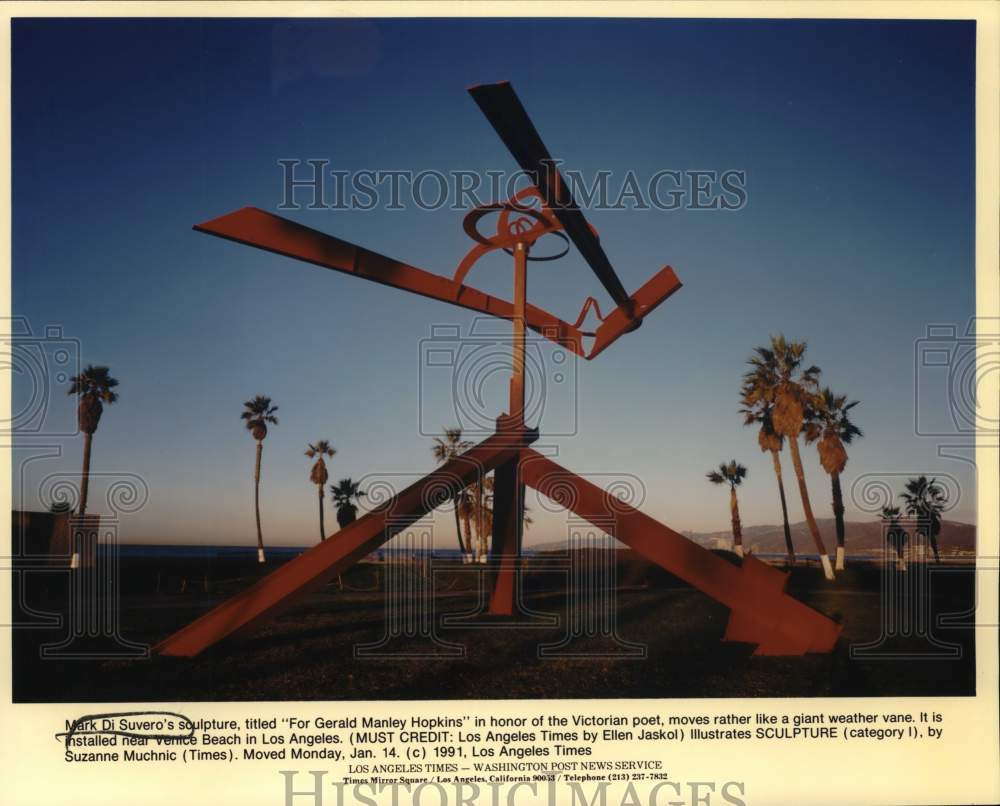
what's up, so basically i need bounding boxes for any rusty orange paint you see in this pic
[193,207,680,361]
[519,450,841,655]
[156,442,840,657]
[159,82,839,661]
[154,427,536,658]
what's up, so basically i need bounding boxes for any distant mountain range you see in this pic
[531,519,976,556]
[681,518,976,555]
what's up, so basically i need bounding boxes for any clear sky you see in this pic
[12,18,976,547]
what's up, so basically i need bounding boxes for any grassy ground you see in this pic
[11,553,976,702]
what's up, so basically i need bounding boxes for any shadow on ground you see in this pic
[11,552,976,702]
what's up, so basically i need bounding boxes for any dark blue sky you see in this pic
[12,18,976,545]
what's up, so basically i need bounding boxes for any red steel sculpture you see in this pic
[155,82,840,658]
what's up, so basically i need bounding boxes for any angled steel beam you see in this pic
[519,449,841,655]
[589,265,681,359]
[468,81,635,319]
[194,207,681,360]
[195,207,586,357]
[154,427,536,657]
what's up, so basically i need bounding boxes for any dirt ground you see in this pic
[11,552,976,702]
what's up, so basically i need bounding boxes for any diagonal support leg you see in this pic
[154,429,528,657]
[519,449,840,656]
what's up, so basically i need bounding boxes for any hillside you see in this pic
[683,518,976,555]
[530,519,976,556]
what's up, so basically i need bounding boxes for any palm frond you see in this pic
[330,477,366,506]
[241,394,279,431]
[707,460,747,487]
[68,365,120,401]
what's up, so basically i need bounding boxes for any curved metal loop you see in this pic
[502,230,569,262]
[463,186,559,246]
[453,186,574,289]
[572,296,607,331]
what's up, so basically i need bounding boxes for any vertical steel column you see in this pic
[509,242,528,425]
[488,242,528,615]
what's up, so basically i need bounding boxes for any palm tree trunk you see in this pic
[318,485,326,542]
[787,436,833,579]
[254,441,265,563]
[478,496,488,564]
[79,431,92,517]
[72,431,94,569]
[929,527,941,563]
[475,479,485,562]
[730,487,743,558]
[770,448,795,565]
[831,472,846,570]
[460,504,474,564]
[453,496,466,557]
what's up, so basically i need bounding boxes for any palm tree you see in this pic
[474,474,495,562]
[241,395,278,563]
[881,506,908,571]
[706,461,748,557]
[900,476,946,563]
[456,491,477,563]
[305,440,336,543]
[740,393,795,564]
[744,335,834,579]
[804,388,863,570]
[474,474,533,561]
[432,428,473,560]
[330,478,366,528]
[67,365,119,569]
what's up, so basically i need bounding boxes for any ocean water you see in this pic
[100,545,539,560]
[97,545,860,563]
